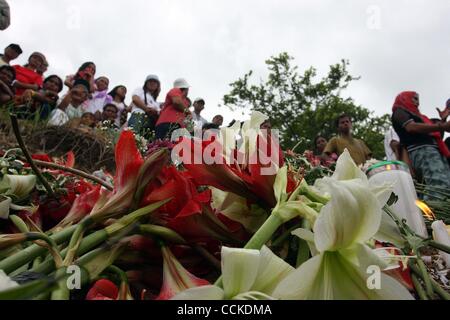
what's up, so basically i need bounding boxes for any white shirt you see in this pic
[86,91,112,114]
[130,87,160,114]
[384,126,400,161]
[191,112,208,129]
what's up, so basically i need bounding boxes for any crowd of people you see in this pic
[0,43,224,140]
[1,42,450,199]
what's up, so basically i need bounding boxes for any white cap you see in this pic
[173,78,190,89]
[194,97,205,103]
[145,74,160,82]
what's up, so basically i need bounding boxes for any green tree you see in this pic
[223,52,390,159]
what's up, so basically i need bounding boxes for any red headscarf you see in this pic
[392,91,450,158]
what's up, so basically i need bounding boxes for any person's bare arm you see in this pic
[13,81,39,91]
[57,93,72,111]
[404,121,450,134]
[131,95,157,116]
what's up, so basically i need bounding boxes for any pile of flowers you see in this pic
[0,111,449,300]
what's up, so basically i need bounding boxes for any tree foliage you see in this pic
[223,52,390,159]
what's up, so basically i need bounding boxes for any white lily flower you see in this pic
[172,245,294,300]
[272,151,414,300]
[315,149,403,247]
[0,174,37,200]
[0,269,18,292]
[239,111,268,167]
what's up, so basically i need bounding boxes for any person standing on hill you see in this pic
[323,114,372,165]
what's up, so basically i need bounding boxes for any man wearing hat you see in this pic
[191,97,208,130]
[155,78,191,140]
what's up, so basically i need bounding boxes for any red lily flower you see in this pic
[86,279,119,300]
[156,246,209,300]
[88,130,168,221]
[52,185,102,231]
[141,165,246,244]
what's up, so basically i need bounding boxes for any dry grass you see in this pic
[0,113,115,173]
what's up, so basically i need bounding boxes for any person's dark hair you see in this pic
[44,75,63,92]
[77,62,96,73]
[7,44,23,55]
[73,79,90,92]
[0,65,16,81]
[108,85,126,102]
[143,78,160,101]
[202,122,220,131]
[314,135,326,148]
[103,103,118,112]
[335,114,352,127]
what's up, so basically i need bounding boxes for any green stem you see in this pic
[411,273,428,300]
[244,213,284,250]
[415,259,435,299]
[9,215,29,233]
[409,263,450,300]
[214,213,285,287]
[63,217,95,266]
[50,267,70,300]
[299,181,329,205]
[427,240,450,254]
[106,265,128,284]
[31,229,109,275]
[0,226,76,274]
[10,114,55,197]
[272,224,301,247]
[139,224,186,245]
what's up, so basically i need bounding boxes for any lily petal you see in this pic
[273,251,413,300]
[313,178,382,252]
[171,285,225,300]
[156,246,210,300]
[221,246,260,299]
[0,175,36,199]
[252,246,294,295]
[330,149,367,182]
[211,187,267,233]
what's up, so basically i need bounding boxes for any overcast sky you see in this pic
[2,0,449,128]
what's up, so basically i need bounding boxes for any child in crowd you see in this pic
[17,74,63,120]
[108,85,130,127]
[86,76,112,121]
[78,112,97,133]
[99,103,119,129]
[47,79,90,126]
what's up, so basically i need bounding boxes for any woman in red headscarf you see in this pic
[391,91,450,200]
